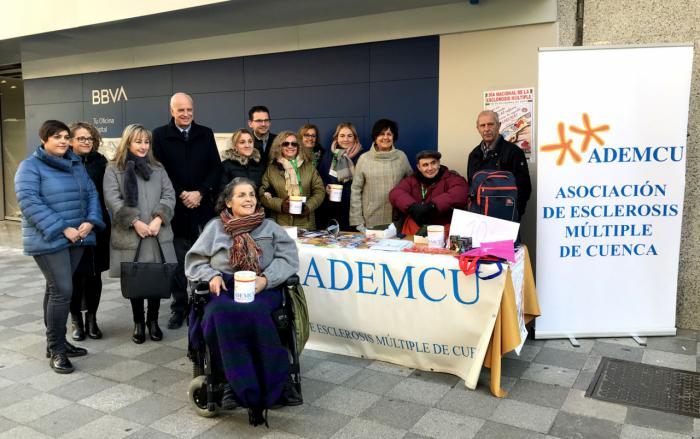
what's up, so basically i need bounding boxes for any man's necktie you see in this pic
[183,130,189,141]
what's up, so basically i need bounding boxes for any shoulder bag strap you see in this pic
[133,236,167,263]
[153,236,167,263]
[133,238,144,262]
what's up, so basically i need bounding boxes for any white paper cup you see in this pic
[289,196,304,215]
[234,271,256,303]
[427,225,445,249]
[329,184,343,202]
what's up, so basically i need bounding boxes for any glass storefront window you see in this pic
[0,76,26,220]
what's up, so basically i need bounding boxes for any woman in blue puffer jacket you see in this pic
[15,120,105,375]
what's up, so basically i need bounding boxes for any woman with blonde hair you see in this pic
[316,122,363,231]
[260,130,325,229]
[103,124,177,344]
[220,128,265,192]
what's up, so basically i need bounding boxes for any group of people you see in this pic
[14,91,531,420]
[217,104,532,236]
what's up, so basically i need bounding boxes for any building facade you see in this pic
[1,0,697,328]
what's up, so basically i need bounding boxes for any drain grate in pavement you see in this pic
[586,357,700,418]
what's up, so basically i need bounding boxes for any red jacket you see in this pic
[389,166,469,226]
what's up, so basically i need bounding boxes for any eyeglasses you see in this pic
[75,137,94,144]
[281,142,299,148]
[252,119,271,124]
[303,133,317,138]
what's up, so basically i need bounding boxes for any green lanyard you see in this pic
[290,159,304,196]
[421,185,427,200]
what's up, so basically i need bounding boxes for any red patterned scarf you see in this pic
[220,208,265,274]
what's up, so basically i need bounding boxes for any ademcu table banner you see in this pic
[536,45,693,338]
[298,245,506,389]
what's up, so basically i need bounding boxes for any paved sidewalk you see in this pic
[0,244,698,438]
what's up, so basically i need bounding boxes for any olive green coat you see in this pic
[259,160,325,230]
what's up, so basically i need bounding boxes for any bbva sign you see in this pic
[91,86,128,105]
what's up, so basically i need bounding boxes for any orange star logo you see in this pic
[540,114,609,165]
[569,113,609,152]
[540,122,581,166]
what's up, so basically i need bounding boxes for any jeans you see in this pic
[34,246,84,354]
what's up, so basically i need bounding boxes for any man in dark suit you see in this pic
[247,105,276,164]
[467,110,532,219]
[152,92,222,329]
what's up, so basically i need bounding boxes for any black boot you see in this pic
[221,384,238,410]
[71,313,85,341]
[85,312,103,339]
[46,341,87,358]
[147,320,163,341]
[132,323,146,344]
[277,375,303,406]
[167,311,185,329]
[49,353,74,374]
[248,407,269,427]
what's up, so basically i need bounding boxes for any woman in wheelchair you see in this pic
[185,177,300,425]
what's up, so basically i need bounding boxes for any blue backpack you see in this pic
[468,170,519,222]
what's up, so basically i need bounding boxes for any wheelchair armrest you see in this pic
[194,281,210,295]
[286,275,300,287]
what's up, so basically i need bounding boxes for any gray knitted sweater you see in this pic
[184,217,299,289]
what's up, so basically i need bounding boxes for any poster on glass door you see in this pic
[484,87,534,161]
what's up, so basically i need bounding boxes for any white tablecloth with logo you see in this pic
[297,244,539,396]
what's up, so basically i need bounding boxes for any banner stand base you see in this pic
[535,328,677,340]
[631,335,647,346]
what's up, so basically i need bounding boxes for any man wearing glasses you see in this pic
[152,92,222,329]
[247,105,277,164]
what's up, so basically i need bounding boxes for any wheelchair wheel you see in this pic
[187,375,219,418]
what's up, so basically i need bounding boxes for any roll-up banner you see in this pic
[536,45,693,338]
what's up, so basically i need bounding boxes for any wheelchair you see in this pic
[186,274,305,419]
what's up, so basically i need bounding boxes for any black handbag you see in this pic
[120,236,176,299]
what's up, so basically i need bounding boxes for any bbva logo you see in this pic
[91,86,128,105]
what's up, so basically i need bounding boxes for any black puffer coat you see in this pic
[220,147,266,193]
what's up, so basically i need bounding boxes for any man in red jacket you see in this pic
[389,150,469,235]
